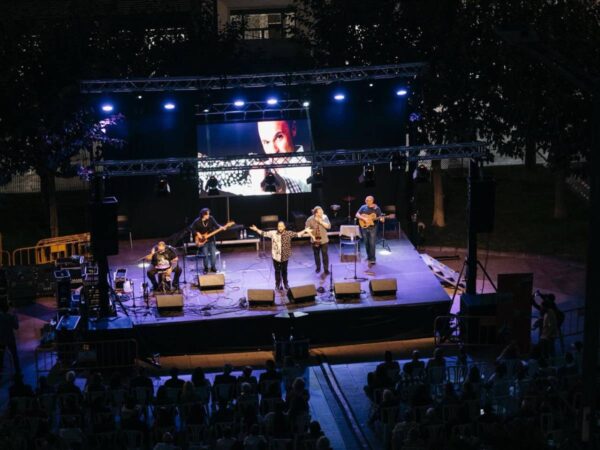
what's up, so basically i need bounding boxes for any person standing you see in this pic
[540,299,559,358]
[249,222,313,290]
[355,196,385,266]
[305,206,331,274]
[191,208,225,274]
[0,302,20,374]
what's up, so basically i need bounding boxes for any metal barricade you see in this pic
[434,314,505,347]
[0,249,11,267]
[35,338,138,378]
[12,233,90,265]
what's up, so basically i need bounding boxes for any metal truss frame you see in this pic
[80,62,426,93]
[196,99,308,121]
[92,142,487,177]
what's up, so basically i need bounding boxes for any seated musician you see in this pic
[191,208,225,274]
[355,195,384,267]
[147,241,181,291]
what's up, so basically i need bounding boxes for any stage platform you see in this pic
[106,235,451,355]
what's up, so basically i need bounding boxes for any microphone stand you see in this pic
[344,237,367,282]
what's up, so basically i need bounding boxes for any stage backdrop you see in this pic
[196,119,312,196]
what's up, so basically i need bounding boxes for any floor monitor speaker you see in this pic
[369,278,398,296]
[287,284,317,303]
[247,289,275,307]
[155,293,183,310]
[334,281,361,300]
[198,273,225,290]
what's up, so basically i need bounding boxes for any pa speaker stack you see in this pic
[334,281,361,300]
[287,284,316,304]
[369,278,398,297]
[198,273,225,290]
[247,289,275,307]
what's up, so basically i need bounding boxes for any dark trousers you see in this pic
[200,240,218,270]
[273,259,289,288]
[312,243,329,271]
[147,266,182,289]
[0,339,20,373]
[362,226,378,262]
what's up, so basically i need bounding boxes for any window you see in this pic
[230,11,294,40]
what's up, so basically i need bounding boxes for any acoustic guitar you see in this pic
[194,221,235,246]
[357,213,394,228]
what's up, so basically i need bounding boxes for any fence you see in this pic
[12,232,90,266]
[35,338,138,378]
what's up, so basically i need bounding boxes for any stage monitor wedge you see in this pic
[198,273,225,290]
[287,284,317,304]
[369,278,398,297]
[247,289,275,307]
[156,293,184,310]
[334,281,361,300]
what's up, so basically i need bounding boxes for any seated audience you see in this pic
[130,366,154,394]
[153,431,178,450]
[192,366,211,387]
[426,347,447,384]
[57,371,83,396]
[9,373,35,398]
[164,367,185,389]
[243,424,267,450]
[215,426,237,450]
[403,350,425,379]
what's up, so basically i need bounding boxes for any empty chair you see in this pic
[339,224,360,256]
[382,205,400,239]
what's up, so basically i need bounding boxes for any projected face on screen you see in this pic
[197,119,312,196]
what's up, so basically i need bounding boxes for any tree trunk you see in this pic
[431,159,446,227]
[553,168,568,219]
[524,137,537,171]
[40,170,59,237]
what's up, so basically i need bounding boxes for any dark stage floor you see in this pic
[106,235,451,353]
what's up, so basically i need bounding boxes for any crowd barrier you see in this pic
[12,232,90,266]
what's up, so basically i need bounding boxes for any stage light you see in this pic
[333,93,346,102]
[409,112,422,122]
[359,164,376,187]
[369,83,374,87]
[156,175,171,195]
[101,104,114,112]
[234,99,245,107]
[390,153,407,172]
[137,95,143,99]
[206,175,220,196]
[163,102,176,110]
[396,89,408,96]
[302,101,310,107]
[203,108,210,113]
[413,164,430,183]
[266,97,278,105]
[262,172,278,193]
[306,167,324,188]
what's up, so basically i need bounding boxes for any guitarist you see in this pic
[191,208,226,274]
[355,196,385,267]
[305,206,331,274]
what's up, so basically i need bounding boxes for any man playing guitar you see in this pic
[305,206,331,274]
[191,208,226,274]
[355,196,385,267]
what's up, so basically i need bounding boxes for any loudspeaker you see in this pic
[497,273,534,353]
[369,278,398,296]
[460,293,511,345]
[90,197,119,256]
[247,289,275,307]
[334,281,361,300]
[287,284,316,303]
[469,178,495,233]
[155,293,184,310]
[198,273,225,290]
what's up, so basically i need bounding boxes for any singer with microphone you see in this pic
[305,206,331,275]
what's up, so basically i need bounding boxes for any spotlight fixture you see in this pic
[390,153,407,172]
[302,101,310,107]
[413,164,430,183]
[156,175,171,195]
[396,89,408,96]
[262,172,278,193]
[101,104,114,112]
[266,97,278,105]
[333,93,346,102]
[359,165,376,187]
[205,175,220,196]
[203,108,210,113]
[163,102,176,110]
[368,83,374,87]
[234,99,245,107]
[306,167,324,188]
[137,95,143,99]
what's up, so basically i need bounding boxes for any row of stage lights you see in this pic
[99,87,408,113]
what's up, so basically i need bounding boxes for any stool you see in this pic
[339,225,361,257]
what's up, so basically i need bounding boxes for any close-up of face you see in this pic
[277,221,286,232]
[257,120,296,154]
[157,242,166,252]
[365,196,375,207]
[314,207,323,217]
[202,209,211,219]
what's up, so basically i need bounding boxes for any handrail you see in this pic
[12,235,90,265]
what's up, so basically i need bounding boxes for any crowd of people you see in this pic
[364,343,583,449]
[1,358,333,450]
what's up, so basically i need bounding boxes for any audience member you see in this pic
[152,431,178,450]
[259,359,282,383]
[315,436,332,450]
[57,371,82,396]
[368,388,399,424]
[286,377,310,419]
[215,426,237,450]
[164,367,185,389]
[191,366,210,387]
[264,401,288,438]
[9,372,34,398]
[36,376,55,396]
[130,367,154,394]
[84,372,106,393]
[215,364,237,385]
[403,350,425,379]
[364,364,394,400]
[426,347,447,384]
[0,302,20,374]
[237,365,258,390]
[243,424,267,450]
[181,380,196,403]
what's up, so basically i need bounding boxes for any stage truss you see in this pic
[91,142,488,177]
[80,63,426,93]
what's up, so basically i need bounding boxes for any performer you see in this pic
[305,206,331,274]
[355,196,385,267]
[147,241,181,291]
[249,222,313,291]
[191,208,226,274]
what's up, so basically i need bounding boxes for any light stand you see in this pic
[377,219,391,252]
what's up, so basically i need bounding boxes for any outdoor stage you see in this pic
[104,235,451,356]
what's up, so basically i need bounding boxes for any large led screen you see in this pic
[197,119,312,196]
